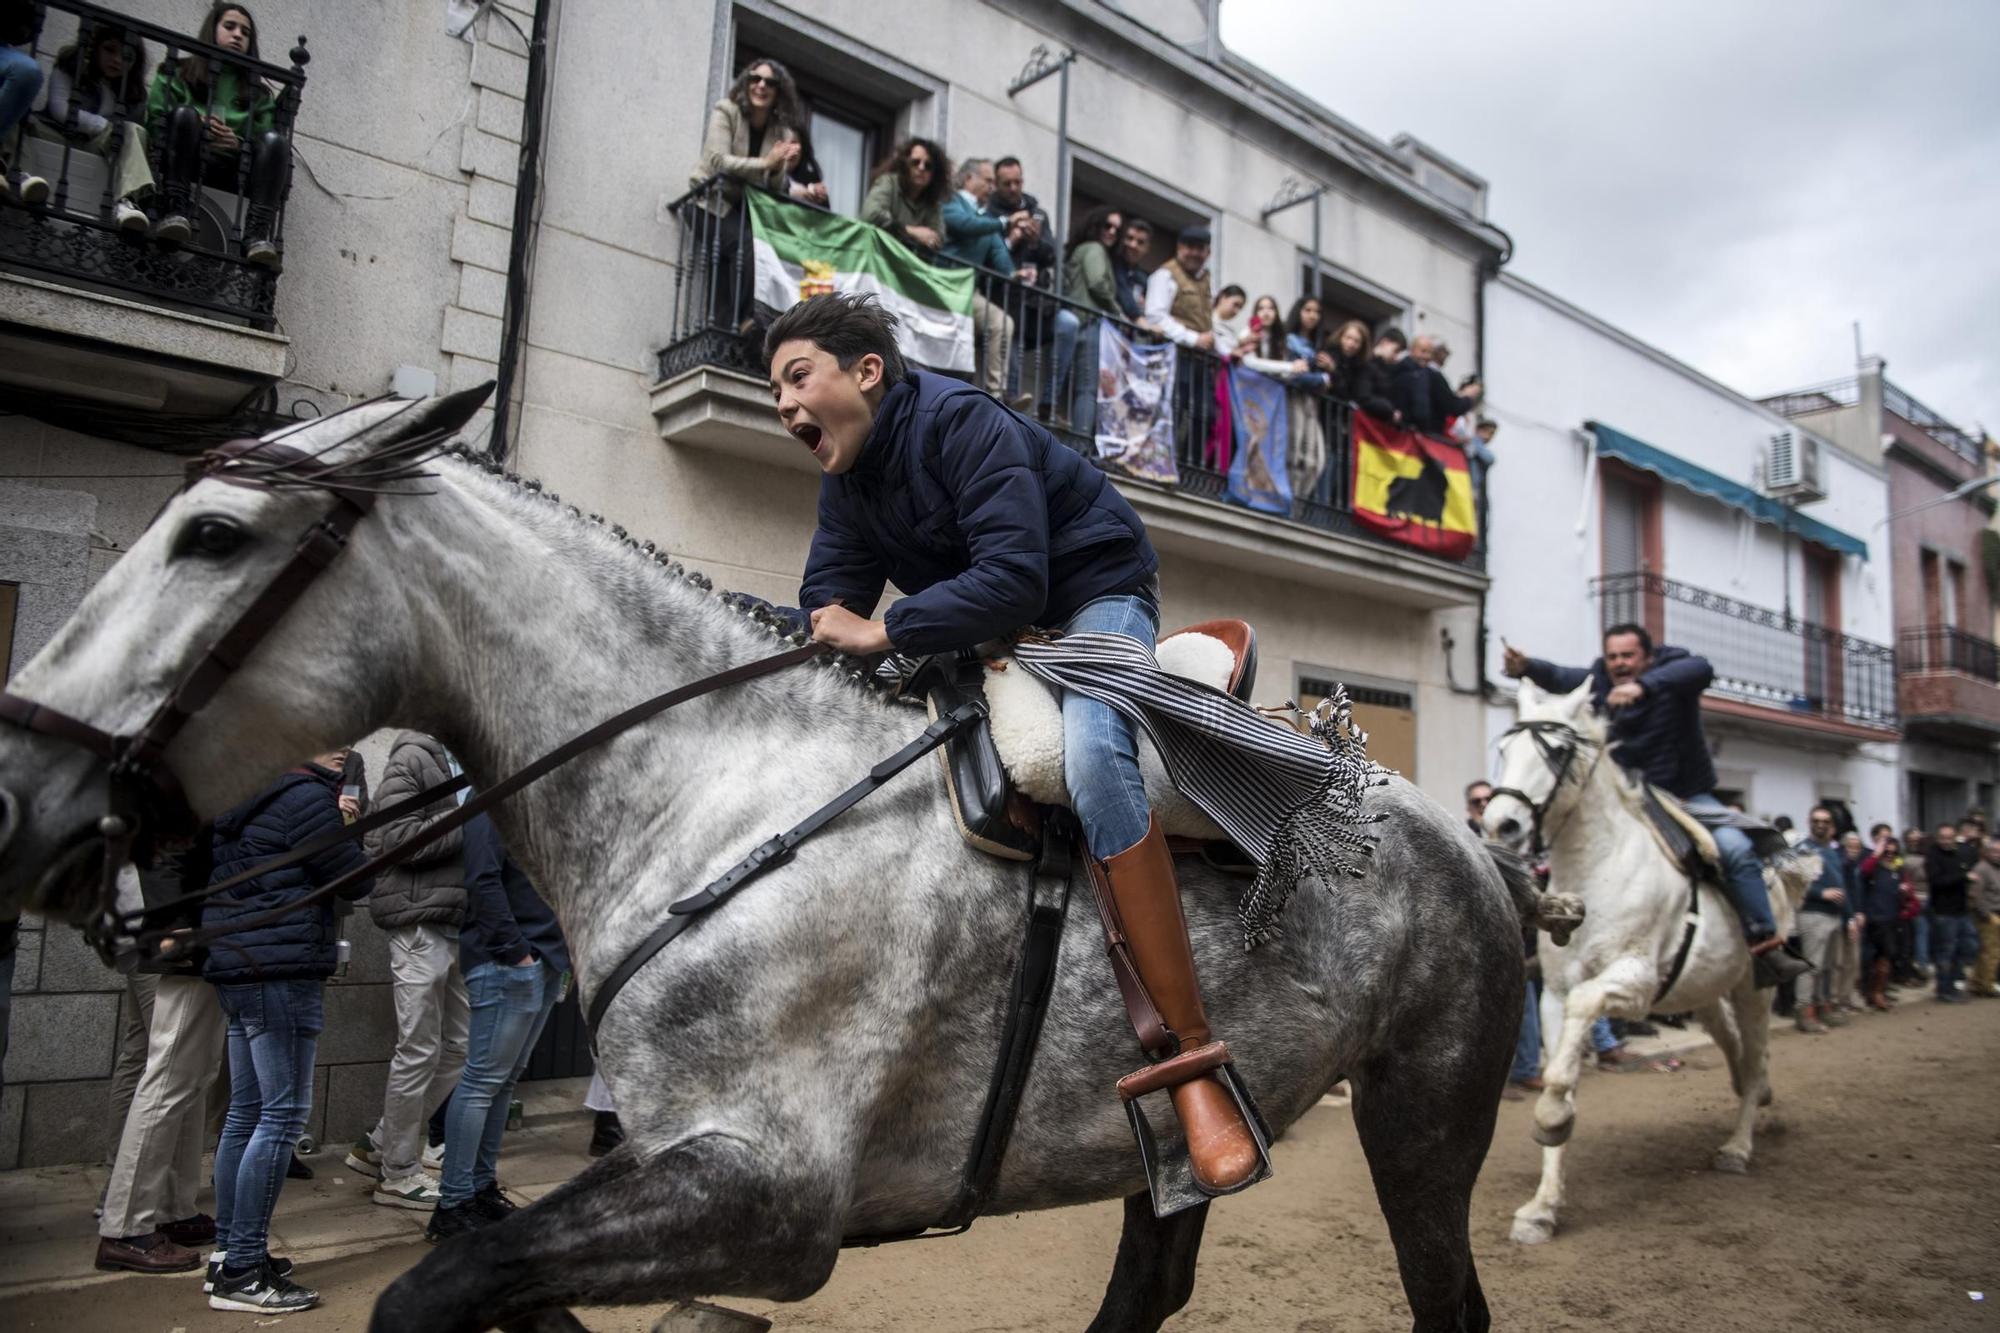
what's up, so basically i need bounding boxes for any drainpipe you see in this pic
[488,0,554,463]
[1452,223,1516,701]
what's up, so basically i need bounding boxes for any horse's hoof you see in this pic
[655,1302,775,1332]
[1510,1215,1556,1245]
[1712,1150,1749,1174]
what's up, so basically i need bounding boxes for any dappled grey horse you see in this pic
[0,394,1532,1332]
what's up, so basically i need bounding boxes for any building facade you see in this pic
[1765,358,2000,828]
[0,0,1504,1165]
[1481,274,1901,827]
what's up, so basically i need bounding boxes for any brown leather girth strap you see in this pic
[1084,842,1174,1056]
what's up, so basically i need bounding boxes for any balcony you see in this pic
[1593,572,1898,740]
[648,181,1488,609]
[1898,626,2000,739]
[0,0,305,412]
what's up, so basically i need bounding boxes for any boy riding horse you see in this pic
[1503,623,1809,987]
[764,293,1261,1198]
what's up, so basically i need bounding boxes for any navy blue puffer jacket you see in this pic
[202,764,376,984]
[801,370,1158,656]
[1523,645,1719,799]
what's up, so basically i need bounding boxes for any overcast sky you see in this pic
[1218,0,2000,438]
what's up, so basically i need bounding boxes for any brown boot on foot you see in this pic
[96,1231,202,1273]
[1095,817,1264,1196]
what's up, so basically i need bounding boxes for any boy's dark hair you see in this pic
[1375,326,1408,350]
[1602,621,1653,655]
[1217,283,1246,302]
[763,293,909,387]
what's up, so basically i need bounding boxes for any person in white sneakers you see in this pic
[346,732,469,1211]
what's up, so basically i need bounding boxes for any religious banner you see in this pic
[746,191,975,372]
[1225,365,1292,514]
[1093,321,1179,484]
[1350,411,1478,560]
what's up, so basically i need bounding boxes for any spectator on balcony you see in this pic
[36,22,155,231]
[1143,224,1214,352]
[1110,216,1153,325]
[985,157,1077,427]
[778,121,827,207]
[1370,327,1415,427]
[690,58,806,331]
[1283,297,1332,393]
[1407,333,1483,437]
[1320,319,1393,422]
[1227,293,1324,497]
[862,136,949,256]
[1063,205,1122,316]
[936,156,1016,402]
[146,3,288,265]
[0,0,48,205]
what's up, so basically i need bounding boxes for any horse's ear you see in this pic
[350,381,495,457]
[1516,676,1540,710]
[1564,678,1595,711]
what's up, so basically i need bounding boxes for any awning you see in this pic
[1587,420,1867,559]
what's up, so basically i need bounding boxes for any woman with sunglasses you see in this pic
[693,57,805,329]
[861,137,949,255]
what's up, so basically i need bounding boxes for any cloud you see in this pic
[1219,0,2000,431]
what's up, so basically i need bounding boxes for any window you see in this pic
[1068,152,1214,275]
[807,106,870,219]
[1299,675,1416,780]
[1297,259,1406,335]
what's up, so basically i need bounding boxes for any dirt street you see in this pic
[5,996,1996,1331]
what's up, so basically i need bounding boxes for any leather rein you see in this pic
[1490,718,1603,851]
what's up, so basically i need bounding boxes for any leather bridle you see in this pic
[1490,718,1603,850]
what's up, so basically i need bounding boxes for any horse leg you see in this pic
[1707,974,1772,1174]
[1351,1040,1500,1330]
[1081,1192,1211,1333]
[369,1133,843,1333]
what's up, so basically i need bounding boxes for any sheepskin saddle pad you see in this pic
[929,621,1266,861]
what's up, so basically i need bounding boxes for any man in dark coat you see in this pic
[764,291,1262,1199]
[1503,624,1806,986]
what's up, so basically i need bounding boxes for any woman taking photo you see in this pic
[40,20,153,231]
[146,2,288,263]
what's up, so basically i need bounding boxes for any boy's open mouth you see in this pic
[791,422,824,454]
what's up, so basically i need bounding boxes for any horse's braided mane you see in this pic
[430,444,902,705]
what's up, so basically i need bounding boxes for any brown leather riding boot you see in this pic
[1096,817,1262,1195]
[1867,958,1892,1011]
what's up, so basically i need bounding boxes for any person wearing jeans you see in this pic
[202,754,374,1313]
[0,1,50,204]
[427,813,569,1242]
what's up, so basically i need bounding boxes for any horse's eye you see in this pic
[179,515,247,559]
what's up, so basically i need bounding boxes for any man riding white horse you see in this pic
[1502,623,1809,988]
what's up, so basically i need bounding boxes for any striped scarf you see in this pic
[1009,631,1385,947]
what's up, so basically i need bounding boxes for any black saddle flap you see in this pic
[927,661,1039,861]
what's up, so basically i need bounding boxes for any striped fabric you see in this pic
[1009,631,1384,947]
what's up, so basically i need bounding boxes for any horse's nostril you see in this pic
[1496,817,1521,840]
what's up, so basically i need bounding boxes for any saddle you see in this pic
[1635,784,1721,882]
[927,620,1260,863]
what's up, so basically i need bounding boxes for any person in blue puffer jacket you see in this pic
[201,752,374,1313]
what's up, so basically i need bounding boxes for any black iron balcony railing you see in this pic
[1592,572,1898,729]
[1899,625,2000,684]
[1764,373,1983,468]
[0,0,308,329]
[657,177,1485,572]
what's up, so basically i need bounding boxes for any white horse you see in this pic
[1482,678,1814,1246]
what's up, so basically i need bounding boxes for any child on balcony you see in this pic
[39,21,155,232]
[146,3,288,265]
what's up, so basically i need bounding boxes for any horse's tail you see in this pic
[1484,841,1585,945]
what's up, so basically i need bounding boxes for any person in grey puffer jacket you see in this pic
[349,731,470,1208]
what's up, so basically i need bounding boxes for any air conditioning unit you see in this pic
[1763,427,1825,503]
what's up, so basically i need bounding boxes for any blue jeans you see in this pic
[1042,306,1081,412]
[1681,792,1774,939]
[1590,1016,1618,1054]
[213,980,323,1269]
[1914,911,1932,967]
[441,959,558,1207]
[1070,316,1102,436]
[1060,592,1159,860]
[1931,913,1978,997]
[1511,980,1541,1081]
[0,46,43,146]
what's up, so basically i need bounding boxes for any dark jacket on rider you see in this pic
[1520,646,1719,799]
[801,369,1159,656]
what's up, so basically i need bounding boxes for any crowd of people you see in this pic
[693,55,1497,495]
[81,733,617,1315]
[0,1,293,264]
